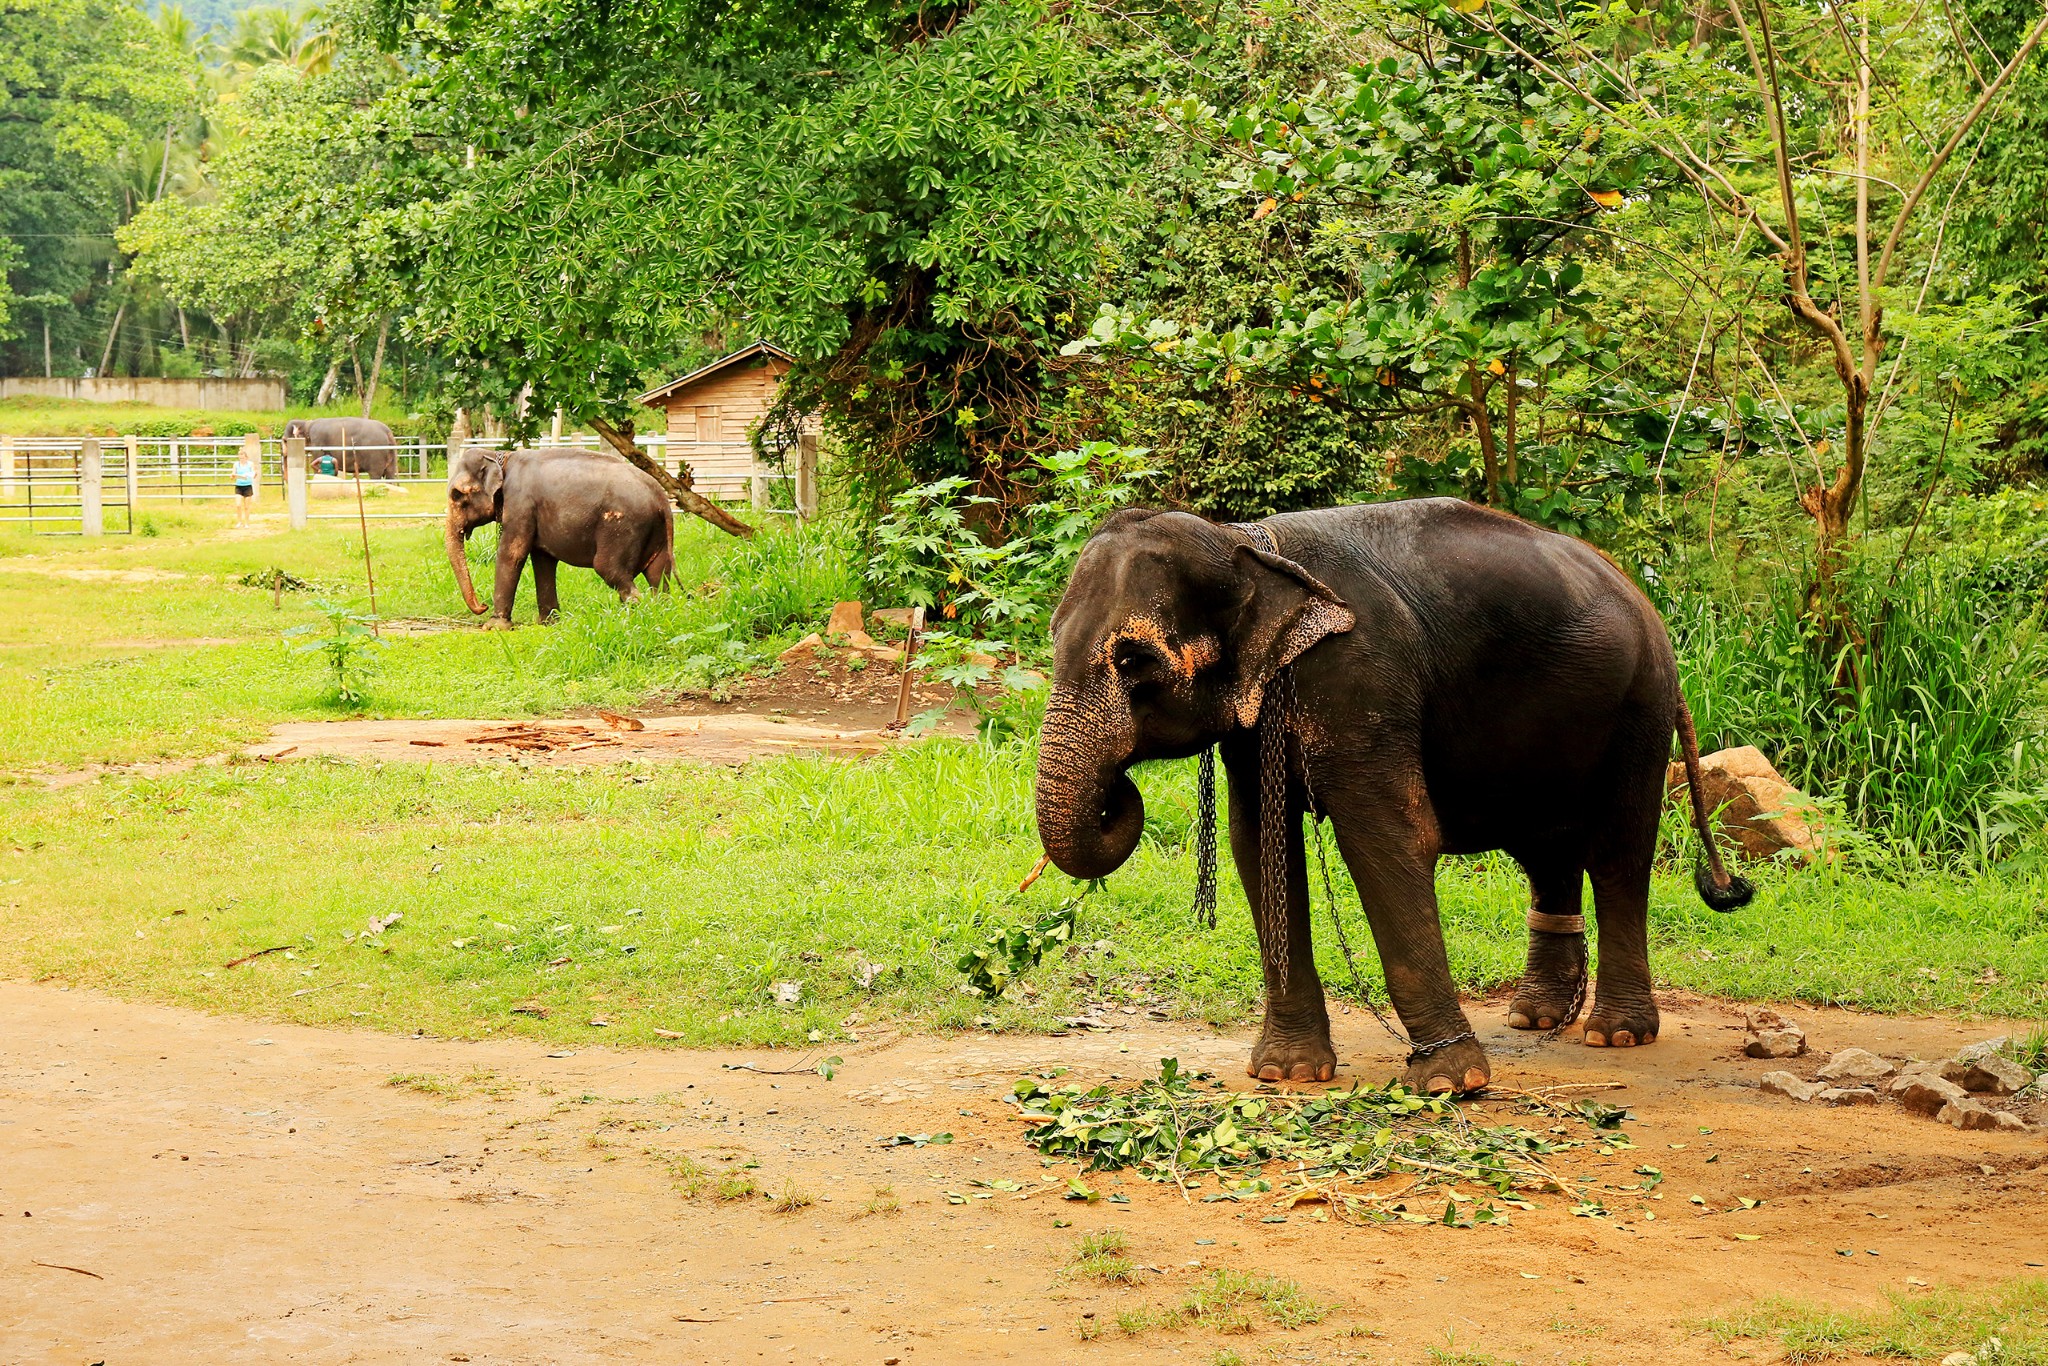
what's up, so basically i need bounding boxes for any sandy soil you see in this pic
[244,713,925,767]
[3,983,2042,1365]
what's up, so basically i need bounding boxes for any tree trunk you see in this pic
[361,315,389,418]
[350,344,364,403]
[1504,357,1519,487]
[177,306,189,349]
[1463,367,1501,506]
[588,415,756,539]
[315,357,341,406]
[97,300,127,378]
[43,317,51,379]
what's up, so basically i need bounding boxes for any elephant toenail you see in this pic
[1613,1030,1636,1047]
[1584,1030,1606,1046]
[1507,1012,1531,1029]
[1290,1064,1315,1082]
[1537,1017,1554,1030]
[1258,1065,1284,1082]
[1426,1075,1456,1094]
[1318,1063,1334,1081]
[1462,1068,1488,1092]
[1643,1033,1656,1044]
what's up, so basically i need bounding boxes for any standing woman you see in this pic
[231,445,257,527]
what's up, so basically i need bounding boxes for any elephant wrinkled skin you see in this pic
[445,445,674,626]
[1034,499,1752,1095]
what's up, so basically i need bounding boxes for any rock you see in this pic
[1941,1053,2031,1097]
[1760,1071,1824,1102]
[871,607,918,628]
[1743,1009,1807,1059]
[1817,1047,1895,1084]
[964,651,1003,669]
[1818,1086,1880,1106]
[1994,1111,2031,1132]
[1953,1037,2010,1065]
[1937,1098,2005,1131]
[842,629,878,649]
[1666,745,1824,862]
[826,601,865,637]
[1899,1074,1970,1116]
[779,632,824,663]
[1941,1353,1976,1366]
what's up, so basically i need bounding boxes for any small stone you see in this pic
[1953,1037,2010,1065]
[1744,1009,1807,1059]
[1941,1053,2031,1097]
[778,632,824,662]
[1818,1086,1880,1106]
[1993,1111,2030,1133]
[1940,1353,1975,1366]
[1817,1047,1895,1084]
[1760,1071,1824,1102]
[1936,1098,2003,1131]
[826,601,865,636]
[1898,1074,1969,1117]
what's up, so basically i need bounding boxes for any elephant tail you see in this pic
[1676,695,1754,912]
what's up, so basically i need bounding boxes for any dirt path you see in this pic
[2,983,2042,1365]
[244,713,922,766]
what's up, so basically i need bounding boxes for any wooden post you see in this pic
[79,438,103,536]
[285,436,307,530]
[890,606,926,730]
[750,463,769,513]
[795,433,819,521]
[1,434,13,498]
[124,436,140,522]
[346,427,379,633]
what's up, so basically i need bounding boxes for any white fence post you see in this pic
[1,434,13,497]
[795,433,819,521]
[80,438,103,536]
[285,436,307,530]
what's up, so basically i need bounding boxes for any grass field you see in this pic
[2,504,2044,1051]
[0,394,433,438]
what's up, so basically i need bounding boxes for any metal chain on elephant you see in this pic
[1191,747,1219,930]
[1256,668,1294,991]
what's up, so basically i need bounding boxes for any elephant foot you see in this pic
[1508,926,1586,1031]
[1583,998,1659,1048]
[483,618,514,632]
[1246,1031,1336,1084]
[1402,1035,1490,1096]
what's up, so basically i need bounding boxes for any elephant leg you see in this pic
[1583,730,1667,1048]
[1222,741,1333,1084]
[532,551,560,624]
[1318,776,1489,1096]
[491,535,529,627]
[593,516,642,602]
[1506,852,1588,1032]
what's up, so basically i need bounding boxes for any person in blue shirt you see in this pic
[232,449,258,527]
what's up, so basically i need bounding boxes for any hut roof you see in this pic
[637,341,796,407]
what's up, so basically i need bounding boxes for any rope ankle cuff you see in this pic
[1526,909,1586,934]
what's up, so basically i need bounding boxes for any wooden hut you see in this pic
[637,341,817,511]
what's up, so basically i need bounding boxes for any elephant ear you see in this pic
[1228,544,1356,728]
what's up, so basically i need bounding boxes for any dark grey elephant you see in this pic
[445,445,674,626]
[283,417,399,480]
[1034,499,1752,1096]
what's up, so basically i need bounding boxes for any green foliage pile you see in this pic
[1014,1058,1633,1223]
[957,896,1080,1000]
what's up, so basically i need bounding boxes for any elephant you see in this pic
[444,445,675,626]
[283,417,399,480]
[1034,498,1753,1097]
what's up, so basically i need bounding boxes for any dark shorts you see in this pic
[235,484,255,498]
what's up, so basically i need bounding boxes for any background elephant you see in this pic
[445,445,674,625]
[282,417,399,480]
[1034,499,1752,1097]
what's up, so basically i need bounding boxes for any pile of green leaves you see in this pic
[1015,1058,1632,1220]
[956,896,1080,1001]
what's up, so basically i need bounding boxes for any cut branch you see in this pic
[588,415,755,539]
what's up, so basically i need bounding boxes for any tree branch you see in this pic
[589,415,756,539]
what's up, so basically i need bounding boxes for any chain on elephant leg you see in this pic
[1509,909,1589,1035]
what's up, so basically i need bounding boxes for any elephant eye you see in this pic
[1112,638,1165,685]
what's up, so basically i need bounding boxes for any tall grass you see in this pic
[1674,559,2046,862]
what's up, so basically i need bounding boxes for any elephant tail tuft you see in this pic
[1676,694,1754,912]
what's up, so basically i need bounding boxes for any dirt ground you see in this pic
[3,983,2043,1365]
[243,713,925,767]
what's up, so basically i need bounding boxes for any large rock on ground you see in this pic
[1743,1008,1808,1059]
[826,601,865,637]
[1667,745,1824,861]
[1760,1071,1823,1102]
[1941,1053,2032,1097]
[1896,1073,1970,1117]
[1817,1047,1896,1084]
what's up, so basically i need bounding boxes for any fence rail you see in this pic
[0,431,813,535]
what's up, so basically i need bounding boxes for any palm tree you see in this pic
[225,4,337,77]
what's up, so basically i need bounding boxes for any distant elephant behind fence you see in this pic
[283,418,398,480]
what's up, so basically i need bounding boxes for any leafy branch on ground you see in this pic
[957,895,1082,1000]
[1015,1058,1635,1223]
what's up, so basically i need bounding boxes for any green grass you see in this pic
[0,394,422,437]
[1704,1278,2048,1364]
[1070,1229,1139,1284]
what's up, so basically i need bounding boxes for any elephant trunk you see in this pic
[446,505,487,615]
[1034,683,1145,879]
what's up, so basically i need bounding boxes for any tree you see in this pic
[0,0,195,370]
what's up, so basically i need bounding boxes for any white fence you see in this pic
[0,432,809,534]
